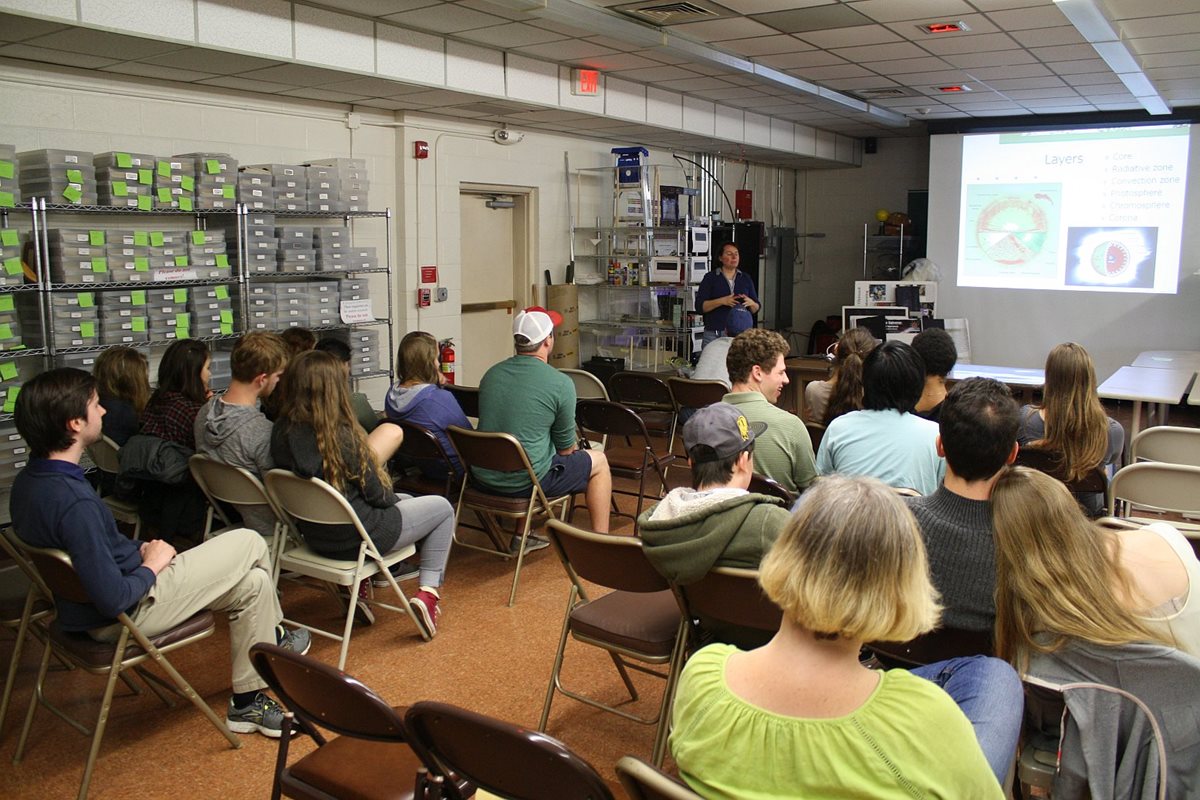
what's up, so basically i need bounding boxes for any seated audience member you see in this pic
[271,351,452,637]
[911,327,958,422]
[280,326,317,357]
[314,337,379,432]
[993,466,1200,660]
[1018,342,1124,516]
[11,368,310,738]
[906,378,1019,633]
[805,326,875,424]
[93,346,150,447]
[723,329,817,495]
[670,475,1020,795]
[384,331,471,480]
[477,307,611,537]
[816,340,944,495]
[688,304,755,389]
[195,332,289,537]
[139,339,211,451]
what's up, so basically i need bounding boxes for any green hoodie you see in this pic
[638,489,791,585]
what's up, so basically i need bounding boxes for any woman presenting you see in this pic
[696,241,759,349]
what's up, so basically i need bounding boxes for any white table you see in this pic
[947,364,1045,403]
[1132,350,1200,372]
[1097,365,1196,442]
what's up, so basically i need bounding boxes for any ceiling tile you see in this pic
[984,75,1067,90]
[578,52,663,71]
[824,75,902,90]
[351,97,412,110]
[944,49,1037,68]
[1105,0,1199,19]
[456,0,534,21]
[915,31,1018,55]
[527,19,597,38]
[755,50,846,70]
[514,40,619,61]
[858,55,952,73]
[454,22,568,48]
[849,0,976,24]
[0,43,118,69]
[886,68,972,85]
[1028,43,1101,61]
[1047,59,1109,75]
[1146,64,1200,80]
[1056,71,1124,85]
[317,76,416,96]
[0,13,69,42]
[655,76,741,91]
[964,62,1053,79]
[688,86,769,101]
[583,35,640,52]
[985,5,1071,31]
[103,61,218,83]
[669,17,782,42]
[1129,33,1200,55]
[382,5,507,33]
[967,0,1055,10]
[716,34,813,57]
[796,24,902,49]
[1002,87,1082,99]
[237,63,349,86]
[1118,13,1200,38]
[138,48,283,75]
[792,63,873,80]
[1009,26,1086,48]
[197,75,300,94]
[1142,50,1200,68]
[311,0,438,15]
[831,41,929,62]
[751,5,875,34]
[24,28,183,59]
[276,87,370,103]
[609,65,702,82]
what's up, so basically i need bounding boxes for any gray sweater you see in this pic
[905,486,995,632]
[194,397,277,537]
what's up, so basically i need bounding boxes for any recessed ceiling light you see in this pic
[919,21,971,34]
[936,85,971,93]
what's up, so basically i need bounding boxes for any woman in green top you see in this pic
[670,475,1016,799]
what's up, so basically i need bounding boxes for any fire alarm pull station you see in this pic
[418,288,431,307]
[414,141,429,159]
[420,265,437,284]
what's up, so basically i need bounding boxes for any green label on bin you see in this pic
[91,257,107,273]
[181,175,194,192]
[176,313,190,328]
[78,292,94,308]
[178,197,193,212]
[3,257,20,275]
[132,316,146,332]
[131,290,146,305]
[215,254,228,268]
[0,230,17,247]
[0,362,16,381]
[174,255,188,267]
[137,196,152,211]
[215,285,229,300]
[205,159,220,175]
[150,231,164,247]
[220,309,233,323]
[173,288,187,304]
[191,230,205,246]
[115,152,133,168]
[62,185,82,203]
[157,187,171,202]
[80,321,95,338]
[134,256,149,272]
[222,185,235,199]
[0,323,11,339]
[0,160,13,179]
[0,296,12,313]
[89,230,105,246]
[156,161,171,178]
[112,181,128,197]
[66,168,83,183]
[0,192,14,208]
[3,386,18,413]
[138,169,152,185]
[133,231,149,246]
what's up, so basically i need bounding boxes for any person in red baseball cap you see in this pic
[476,306,612,543]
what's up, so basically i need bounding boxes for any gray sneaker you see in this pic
[508,534,550,555]
[227,692,286,738]
[275,624,311,656]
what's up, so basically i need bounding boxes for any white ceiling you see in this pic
[1,0,1198,151]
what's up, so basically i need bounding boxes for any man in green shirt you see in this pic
[477,307,611,534]
[723,328,817,495]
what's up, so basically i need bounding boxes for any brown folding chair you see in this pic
[616,755,703,800]
[1016,445,1109,514]
[867,627,994,669]
[189,453,288,580]
[444,384,479,419]
[672,566,782,653]
[264,470,429,670]
[11,539,240,800]
[84,434,143,540]
[390,419,461,499]
[446,426,575,607]
[666,377,727,452]
[804,421,826,454]
[0,529,56,739]
[610,371,677,449]
[540,519,687,767]
[576,399,675,534]
[747,472,795,506]
[407,700,615,800]
[250,642,447,800]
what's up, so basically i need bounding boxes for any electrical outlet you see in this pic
[435,287,448,302]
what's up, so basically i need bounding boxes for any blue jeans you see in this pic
[701,329,722,349]
[911,656,1023,784]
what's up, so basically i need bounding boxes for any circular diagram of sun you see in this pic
[976,197,1049,265]
[1090,240,1131,277]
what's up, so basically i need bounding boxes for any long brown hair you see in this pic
[1034,342,1109,481]
[396,331,441,385]
[823,327,876,424]
[276,350,388,492]
[992,466,1167,670]
[93,346,150,414]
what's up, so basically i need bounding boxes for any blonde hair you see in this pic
[992,466,1168,669]
[396,331,440,385]
[759,475,940,642]
[1035,342,1109,481]
[93,347,150,414]
[276,350,389,492]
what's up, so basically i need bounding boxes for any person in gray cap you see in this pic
[639,403,792,645]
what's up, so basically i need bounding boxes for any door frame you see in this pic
[459,183,537,311]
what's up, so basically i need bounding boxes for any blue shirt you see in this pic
[10,459,155,631]
[695,269,758,333]
[816,409,946,496]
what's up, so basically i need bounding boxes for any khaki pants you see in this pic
[92,528,280,695]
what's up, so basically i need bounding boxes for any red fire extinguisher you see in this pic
[439,338,456,385]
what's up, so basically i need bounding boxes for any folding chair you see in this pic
[666,377,727,448]
[446,426,575,607]
[616,755,702,800]
[11,539,240,800]
[804,421,826,454]
[189,454,288,580]
[444,384,479,419]
[1108,462,1200,535]
[561,368,609,400]
[1016,445,1109,515]
[249,642,449,800]
[1131,426,1200,467]
[264,470,430,670]
[539,519,687,767]
[610,371,677,450]
[84,434,142,540]
[576,399,675,534]
[672,566,782,654]
[0,529,56,739]
[407,700,615,800]
[390,419,461,499]
[747,472,794,506]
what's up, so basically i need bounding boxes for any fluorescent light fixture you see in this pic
[1053,0,1119,42]
[1092,41,1141,73]
[1140,96,1171,115]
[1117,72,1157,97]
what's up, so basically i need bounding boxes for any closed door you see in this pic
[459,192,524,386]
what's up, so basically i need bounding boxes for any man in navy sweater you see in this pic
[11,367,309,738]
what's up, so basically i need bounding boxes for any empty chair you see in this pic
[1132,426,1200,467]
[747,472,794,506]
[672,566,782,653]
[189,454,288,579]
[616,756,703,800]
[446,426,575,606]
[84,435,142,540]
[1016,444,1109,516]
[1108,462,1200,534]
[264,469,430,670]
[444,384,480,419]
[250,642,436,800]
[539,518,687,767]
[610,371,676,447]
[561,368,609,400]
[11,539,240,799]
[407,700,615,800]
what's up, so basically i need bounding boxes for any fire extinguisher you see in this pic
[439,338,456,385]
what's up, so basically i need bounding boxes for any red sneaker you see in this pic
[409,590,440,638]
[354,578,375,626]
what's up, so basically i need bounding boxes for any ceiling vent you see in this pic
[616,1,725,26]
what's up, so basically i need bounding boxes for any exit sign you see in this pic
[571,68,600,96]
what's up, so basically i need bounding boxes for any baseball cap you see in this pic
[513,306,564,346]
[683,402,767,463]
[726,306,754,336]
